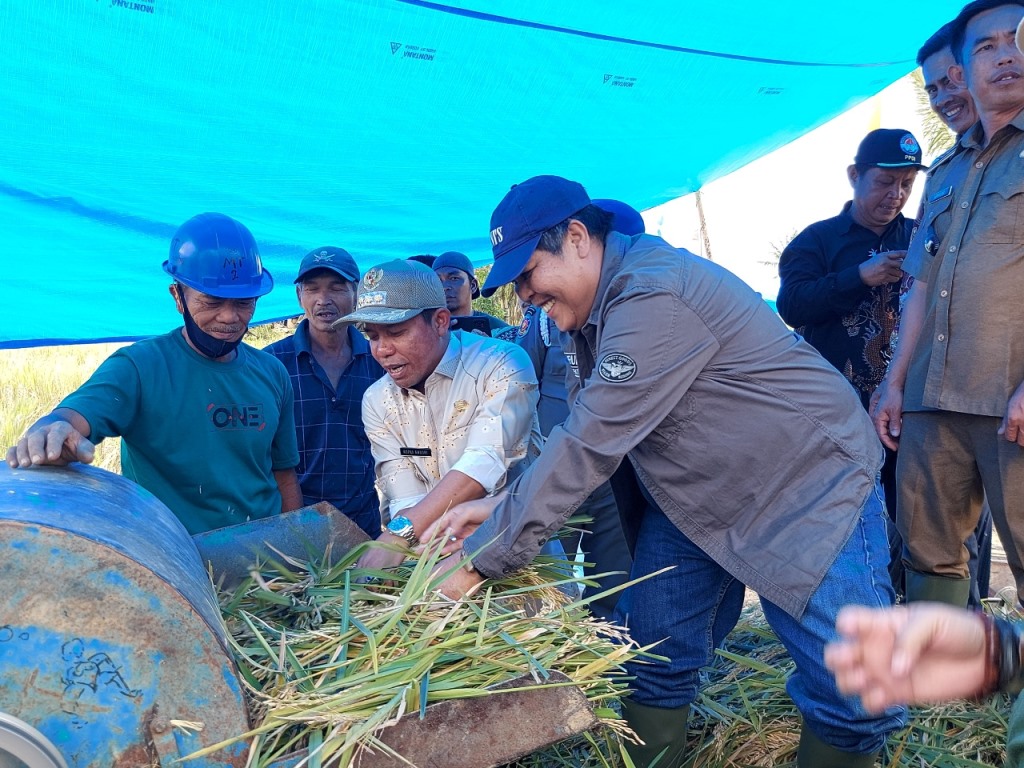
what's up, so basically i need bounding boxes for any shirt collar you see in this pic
[961,120,986,150]
[838,199,906,240]
[294,318,371,357]
[294,318,314,354]
[961,108,1024,150]
[585,231,631,329]
[348,324,372,356]
[837,201,857,235]
[432,332,460,379]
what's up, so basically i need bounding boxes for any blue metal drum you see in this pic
[0,464,250,767]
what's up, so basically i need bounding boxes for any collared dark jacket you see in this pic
[777,203,913,406]
[467,233,882,618]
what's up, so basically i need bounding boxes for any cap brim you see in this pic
[332,307,426,327]
[874,162,927,170]
[295,265,359,283]
[480,235,540,298]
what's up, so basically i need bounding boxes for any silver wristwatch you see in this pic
[385,515,418,546]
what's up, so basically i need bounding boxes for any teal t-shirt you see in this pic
[60,329,300,534]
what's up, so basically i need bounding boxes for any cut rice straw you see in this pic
[187,539,661,767]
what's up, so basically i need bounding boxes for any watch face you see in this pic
[387,516,417,545]
[387,515,413,534]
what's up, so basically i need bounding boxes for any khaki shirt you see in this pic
[467,233,882,618]
[903,111,1024,416]
[362,330,541,519]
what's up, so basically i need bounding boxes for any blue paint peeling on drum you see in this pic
[0,624,152,760]
[0,465,228,646]
[104,570,132,588]
[221,661,246,703]
[0,464,252,766]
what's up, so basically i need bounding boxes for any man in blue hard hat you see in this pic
[5,212,302,535]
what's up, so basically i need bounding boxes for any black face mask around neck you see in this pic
[177,287,246,360]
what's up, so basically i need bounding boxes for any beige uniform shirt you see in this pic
[903,111,1024,416]
[362,330,541,519]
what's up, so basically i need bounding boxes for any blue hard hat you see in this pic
[162,213,274,299]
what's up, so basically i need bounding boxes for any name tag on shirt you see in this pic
[929,186,953,202]
[400,447,432,457]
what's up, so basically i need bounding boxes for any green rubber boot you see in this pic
[796,726,878,768]
[621,699,690,768]
[904,569,971,607]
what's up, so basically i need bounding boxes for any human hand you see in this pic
[858,250,906,287]
[431,555,485,600]
[6,419,95,468]
[417,495,501,556]
[356,534,411,573]
[870,378,903,451]
[824,603,988,713]
[998,379,1024,447]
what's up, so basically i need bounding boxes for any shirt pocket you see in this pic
[972,173,1024,244]
[916,193,953,283]
[924,191,954,246]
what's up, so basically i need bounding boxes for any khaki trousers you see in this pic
[896,411,1024,601]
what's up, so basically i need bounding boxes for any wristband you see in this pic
[980,614,1024,696]
[979,613,1000,697]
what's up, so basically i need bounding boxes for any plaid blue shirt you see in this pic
[265,320,384,537]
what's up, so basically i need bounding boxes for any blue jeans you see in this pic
[614,481,907,753]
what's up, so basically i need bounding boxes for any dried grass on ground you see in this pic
[680,592,1019,768]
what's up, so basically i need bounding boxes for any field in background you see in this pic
[1,342,128,472]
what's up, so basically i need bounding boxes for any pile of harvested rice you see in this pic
[194,542,650,767]
[191,534,1019,768]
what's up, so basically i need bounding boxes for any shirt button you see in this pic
[938,334,946,341]
[975,161,984,168]
[940,290,949,297]
[949,245,957,252]
[961,202,969,209]
[331,397,336,402]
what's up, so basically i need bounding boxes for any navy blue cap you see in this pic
[434,251,479,298]
[433,251,475,277]
[854,129,926,169]
[482,175,590,297]
[593,198,646,237]
[295,246,360,283]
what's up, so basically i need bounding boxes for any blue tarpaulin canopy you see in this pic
[1,1,964,348]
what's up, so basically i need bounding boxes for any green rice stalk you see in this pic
[185,542,658,767]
